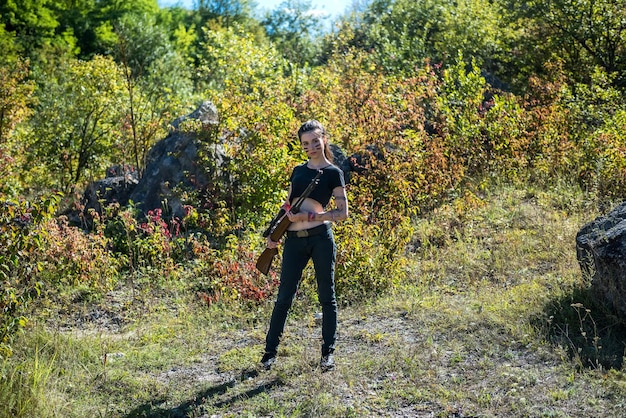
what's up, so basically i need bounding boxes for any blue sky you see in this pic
[158,0,355,19]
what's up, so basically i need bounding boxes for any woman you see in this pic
[261,120,348,371]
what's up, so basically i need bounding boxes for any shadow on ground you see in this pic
[538,286,626,370]
[123,369,283,418]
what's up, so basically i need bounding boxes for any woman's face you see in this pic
[300,130,325,158]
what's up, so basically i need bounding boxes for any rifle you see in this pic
[256,169,323,275]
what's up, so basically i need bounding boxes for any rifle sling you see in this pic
[290,169,323,213]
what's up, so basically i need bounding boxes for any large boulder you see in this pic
[81,164,139,216]
[170,100,219,130]
[76,101,224,222]
[128,101,225,220]
[576,202,626,319]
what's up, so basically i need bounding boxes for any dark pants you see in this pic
[264,224,337,356]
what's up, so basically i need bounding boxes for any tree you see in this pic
[262,0,325,65]
[51,0,161,58]
[343,0,517,80]
[113,13,193,175]
[196,24,297,229]
[0,59,35,145]
[0,23,19,65]
[156,5,198,64]
[0,58,36,195]
[0,0,60,53]
[193,0,264,38]
[198,23,286,92]
[434,0,515,81]
[28,55,126,193]
[502,0,626,88]
[197,0,256,23]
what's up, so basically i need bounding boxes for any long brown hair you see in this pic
[297,120,333,162]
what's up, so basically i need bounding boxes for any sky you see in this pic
[158,0,355,20]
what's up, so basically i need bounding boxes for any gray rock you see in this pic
[75,101,226,222]
[576,202,626,318]
[81,164,139,216]
[128,126,227,220]
[170,100,219,129]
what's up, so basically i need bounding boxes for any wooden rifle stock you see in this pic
[255,169,323,275]
[255,217,291,275]
[255,247,279,276]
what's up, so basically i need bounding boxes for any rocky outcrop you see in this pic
[81,165,139,218]
[170,100,219,130]
[576,202,626,319]
[74,101,223,222]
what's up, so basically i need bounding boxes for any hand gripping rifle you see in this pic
[256,169,323,275]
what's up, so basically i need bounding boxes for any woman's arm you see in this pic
[286,185,348,224]
[312,186,348,222]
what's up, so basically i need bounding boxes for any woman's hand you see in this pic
[266,236,279,249]
[287,210,310,223]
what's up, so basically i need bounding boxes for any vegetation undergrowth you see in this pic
[3,1,626,416]
[2,182,625,418]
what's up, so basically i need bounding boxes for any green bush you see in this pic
[589,109,626,201]
[334,215,413,304]
[0,195,58,358]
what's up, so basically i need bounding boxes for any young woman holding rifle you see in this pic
[261,120,349,371]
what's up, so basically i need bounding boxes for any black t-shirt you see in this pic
[289,163,345,208]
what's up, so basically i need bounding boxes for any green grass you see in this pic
[2,183,626,417]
